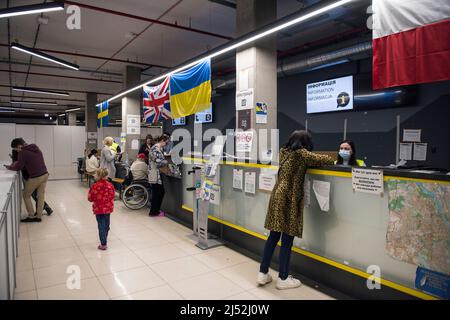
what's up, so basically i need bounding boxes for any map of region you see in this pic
[386,179,450,275]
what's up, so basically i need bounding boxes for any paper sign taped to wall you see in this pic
[413,143,427,161]
[304,179,311,207]
[403,129,421,142]
[233,169,243,190]
[399,143,412,160]
[244,172,256,194]
[312,180,330,211]
[352,168,384,195]
[131,139,139,150]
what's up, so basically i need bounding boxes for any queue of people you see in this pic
[7,130,365,277]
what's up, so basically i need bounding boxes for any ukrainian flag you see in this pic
[97,101,109,128]
[170,59,211,118]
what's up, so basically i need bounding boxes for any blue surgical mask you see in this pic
[339,149,351,160]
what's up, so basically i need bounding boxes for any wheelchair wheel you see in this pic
[122,184,149,210]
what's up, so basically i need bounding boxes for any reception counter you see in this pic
[0,166,22,300]
[161,158,449,300]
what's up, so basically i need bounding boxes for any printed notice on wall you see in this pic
[233,169,243,190]
[413,143,428,161]
[236,88,254,111]
[352,168,384,195]
[403,129,421,142]
[235,131,254,153]
[131,139,139,150]
[304,179,311,207]
[258,172,276,192]
[210,185,221,206]
[255,102,268,124]
[244,172,256,194]
[127,115,141,135]
[312,180,330,211]
[87,132,97,139]
[399,143,413,160]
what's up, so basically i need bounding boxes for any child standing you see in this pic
[88,168,115,250]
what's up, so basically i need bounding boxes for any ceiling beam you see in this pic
[64,0,233,40]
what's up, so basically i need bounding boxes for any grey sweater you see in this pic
[100,146,116,179]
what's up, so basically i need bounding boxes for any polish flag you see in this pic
[372,0,450,90]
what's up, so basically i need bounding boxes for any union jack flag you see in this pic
[143,76,171,124]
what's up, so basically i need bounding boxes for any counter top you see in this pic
[309,165,450,182]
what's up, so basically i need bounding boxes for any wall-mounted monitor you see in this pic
[306,75,354,114]
[195,104,213,123]
[172,117,186,126]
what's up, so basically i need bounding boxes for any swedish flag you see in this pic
[97,101,109,128]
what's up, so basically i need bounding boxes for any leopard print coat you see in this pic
[264,148,334,238]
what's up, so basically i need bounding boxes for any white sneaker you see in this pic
[276,275,302,290]
[257,272,273,286]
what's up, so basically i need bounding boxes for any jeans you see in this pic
[259,231,295,280]
[150,183,165,215]
[96,214,111,246]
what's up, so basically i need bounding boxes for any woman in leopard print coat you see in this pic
[258,130,334,289]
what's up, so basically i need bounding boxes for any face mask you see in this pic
[339,149,351,160]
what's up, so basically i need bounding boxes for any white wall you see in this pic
[0,124,87,177]
[0,124,16,163]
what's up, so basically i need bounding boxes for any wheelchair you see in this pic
[121,171,152,210]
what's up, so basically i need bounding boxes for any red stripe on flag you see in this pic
[373,18,450,90]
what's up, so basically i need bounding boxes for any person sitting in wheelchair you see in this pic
[130,153,148,181]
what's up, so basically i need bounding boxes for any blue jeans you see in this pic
[259,231,295,280]
[96,214,111,246]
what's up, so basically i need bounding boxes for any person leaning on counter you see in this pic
[335,139,366,167]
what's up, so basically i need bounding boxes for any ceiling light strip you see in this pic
[11,42,80,70]
[99,0,356,105]
[10,100,57,106]
[12,87,70,96]
[0,2,64,19]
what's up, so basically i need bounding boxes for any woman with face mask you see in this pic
[335,140,366,166]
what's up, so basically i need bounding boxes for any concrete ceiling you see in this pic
[0,0,371,120]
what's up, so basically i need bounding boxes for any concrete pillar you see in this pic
[85,92,98,152]
[57,115,65,125]
[67,112,76,126]
[121,66,142,162]
[236,0,277,162]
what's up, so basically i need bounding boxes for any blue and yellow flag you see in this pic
[170,59,211,118]
[97,101,109,128]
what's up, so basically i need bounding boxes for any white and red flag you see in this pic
[372,0,450,90]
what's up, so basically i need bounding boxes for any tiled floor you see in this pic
[14,180,334,300]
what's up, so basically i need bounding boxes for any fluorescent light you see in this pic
[45,113,49,117]
[0,106,34,111]
[58,113,66,117]
[65,108,81,112]
[12,87,70,96]
[0,2,64,19]
[99,0,356,105]
[303,59,350,72]
[0,110,15,113]
[11,42,80,70]
[11,100,57,106]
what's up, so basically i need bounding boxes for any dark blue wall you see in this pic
[164,58,450,169]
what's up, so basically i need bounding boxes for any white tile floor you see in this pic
[14,180,335,300]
